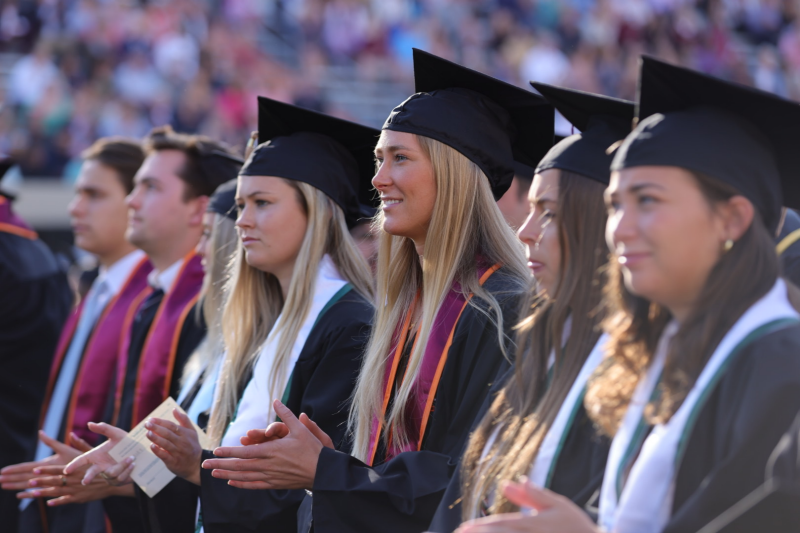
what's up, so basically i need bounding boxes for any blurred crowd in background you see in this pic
[2,0,799,179]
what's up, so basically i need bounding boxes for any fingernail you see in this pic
[127,456,135,464]
[146,431,152,438]
[145,422,152,429]
[29,480,37,487]
[33,468,41,474]
[32,490,41,497]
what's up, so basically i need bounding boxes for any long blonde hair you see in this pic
[206,179,375,446]
[461,170,609,517]
[348,135,530,462]
[181,213,238,385]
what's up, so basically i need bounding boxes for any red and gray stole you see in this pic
[0,195,37,240]
[39,257,153,445]
[367,263,502,465]
[113,252,204,427]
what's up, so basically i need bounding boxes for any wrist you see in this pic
[111,483,135,497]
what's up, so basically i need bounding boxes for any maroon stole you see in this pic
[367,263,502,466]
[0,195,37,240]
[39,257,153,445]
[113,252,204,427]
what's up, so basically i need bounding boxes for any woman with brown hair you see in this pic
[455,57,800,533]
[429,85,634,532]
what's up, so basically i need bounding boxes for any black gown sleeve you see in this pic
[664,325,800,533]
[0,233,71,532]
[307,278,524,533]
[428,371,609,533]
[198,295,373,533]
[428,365,514,533]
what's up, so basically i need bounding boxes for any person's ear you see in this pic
[188,196,209,227]
[720,195,755,243]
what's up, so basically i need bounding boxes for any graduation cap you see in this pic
[513,161,535,181]
[532,82,634,185]
[611,55,800,233]
[242,97,381,227]
[382,49,554,199]
[199,150,243,195]
[208,179,238,221]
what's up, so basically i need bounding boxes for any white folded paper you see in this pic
[109,397,209,497]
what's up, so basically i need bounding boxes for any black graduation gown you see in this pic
[300,271,525,533]
[661,324,800,533]
[0,231,71,533]
[193,290,373,533]
[698,409,800,533]
[428,371,610,532]
[777,208,800,288]
[101,301,206,533]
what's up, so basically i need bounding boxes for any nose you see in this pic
[372,162,391,192]
[126,187,141,210]
[67,194,83,218]
[607,204,636,253]
[235,205,253,229]
[517,212,543,249]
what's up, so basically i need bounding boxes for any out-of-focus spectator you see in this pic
[3,0,800,179]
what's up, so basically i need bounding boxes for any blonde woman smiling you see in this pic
[429,85,634,533]
[202,50,552,533]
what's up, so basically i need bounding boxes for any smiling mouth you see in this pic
[382,199,402,207]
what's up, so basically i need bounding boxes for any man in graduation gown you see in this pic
[0,157,72,532]
[0,138,149,533]
[98,126,242,533]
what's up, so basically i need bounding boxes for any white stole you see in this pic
[599,279,799,533]
[220,256,346,447]
[527,332,609,489]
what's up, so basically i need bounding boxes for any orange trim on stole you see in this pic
[112,288,152,425]
[368,291,420,467]
[0,221,37,240]
[162,291,200,399]
[62,257,150,445]
[416,263,502,450]
[131,250,197,425]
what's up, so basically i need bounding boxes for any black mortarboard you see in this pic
[199,150,243,195]
[382,49,553,199]
[532,82,634,185]
[242,97,380,227]
[513,161,535,181]
[208,179,237,221]
[612,56,800,233]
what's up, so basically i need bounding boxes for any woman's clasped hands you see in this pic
[202,399,333,490]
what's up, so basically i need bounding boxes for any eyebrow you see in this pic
[136,176,160,186]
[628,182,666,193]
[75,184,103,194]
[374,144,411,155]
[235,190,273,201]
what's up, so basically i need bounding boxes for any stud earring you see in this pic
[723,239,734,252]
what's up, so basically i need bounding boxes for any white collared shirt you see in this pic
[147,258,184,294]
[97,249,146,297]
